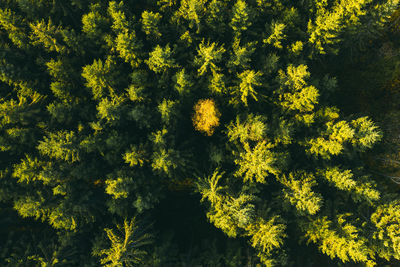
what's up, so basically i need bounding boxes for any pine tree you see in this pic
[194,40,226,76]
[230,0,251,37]
[98,218,152,267]
[234,141,278,183]
[232,69,262,106]
[141,11,162,39]
[146,44,176,74]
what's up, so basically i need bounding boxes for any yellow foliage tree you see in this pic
[192,99,221,136]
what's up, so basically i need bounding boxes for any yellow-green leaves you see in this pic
[197,170,225,205]
[371,200,400,260]
[228,38,256,69]
[208,71,226,95]
[227,114,267,144]
[115,31,143,68]
[247,217,286,256]
[307,118,380,159]
[303,216,375,265]
[234,70,262,106]
[146,44,176,73]
[82,4,108,39]
[235,141,278,183]
[280,171,322,215]
[158,99,177,124]
[278,64,319,116]
[37,131,80,163]
[13,196,45,220]
[351,117,382,150]
[99,218,152,267]
[307,0,373,55]
[151,148,178,176]
[207,194,255,238]
[82,57,117,100]
[30,19,67,53]
[227,115,278,183]
[175,0,207,31]
[123,146,146,167]
[195,40,225,76]
[230,0,251,36]
[320,167,380,203]
[323,167,356,191]
[0,8,29,48]
[141,11,162,39]
[307,121,354,159]
[264,21,286,49]
[108,1,130,32]
[97,96,125,122]
[174,68,193,95]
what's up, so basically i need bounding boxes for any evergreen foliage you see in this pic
[0,0,399,266]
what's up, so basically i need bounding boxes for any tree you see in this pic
[98,218,152,267]
[192,99,221,136]
[145,44,176,74]
[194,40,225,76]
[230,0,251,37]
[232,69,262,106]
[234,141,278,183]
[141,11,162,39]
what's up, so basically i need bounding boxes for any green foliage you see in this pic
[141,11,162,39]
[321,167,380,203]
[234,141,278,183]
[228,38,256,69]
[115,31,143,68]
[208,71,226,95]
[351,116,382,150]
[174,0,207,32]
[371,200,400,260]
[29,19,67,53]
[146,45,176,73]
[37,131,80,163]
[207,194,255,238]
[197,170,225,205]
[151,148,178,176]
[280,171,323,215]
[278,64,319,114]
[230,0,251,37]
[247,217,287,265]
[231,70,262,106]
[105,177,132,199]
[0,8,29,48]
[99,218,152,267]
[248,217,286,253]
[158,99,176,124]
[82,57,117,100]
[264,21,286,49]
[82,4,108,39]
[194,40,225,76]
[227,114,266,144]
[303,216,375,266]
[0,0,397,266]
[124,146,146,167]
[307,121,355,159]
[174,68,193,95]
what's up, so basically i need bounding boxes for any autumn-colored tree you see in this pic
[192,99,221,136]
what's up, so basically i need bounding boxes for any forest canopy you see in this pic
[1,0,400,266]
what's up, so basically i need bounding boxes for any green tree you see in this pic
[98,218,152,267]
